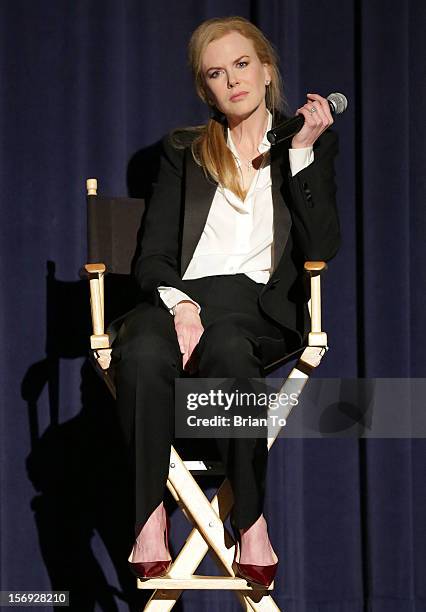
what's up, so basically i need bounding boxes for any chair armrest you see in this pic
[83,180,113,372]
[83,263,110,351]
[304,261,328,347]
[85,263,106,275]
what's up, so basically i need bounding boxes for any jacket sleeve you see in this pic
[286,129,341,261]
[134,133,189,304]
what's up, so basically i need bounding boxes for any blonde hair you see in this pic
[173,16,286,201]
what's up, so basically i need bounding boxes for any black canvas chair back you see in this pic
[87,194,145,275]
[87,193,145,341]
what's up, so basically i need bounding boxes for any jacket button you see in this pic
[302,182,313,207]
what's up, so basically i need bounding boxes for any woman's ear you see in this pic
[263,63,272,85]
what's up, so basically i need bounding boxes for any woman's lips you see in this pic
[230,91,248,101]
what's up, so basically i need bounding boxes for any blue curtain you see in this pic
[1,1,425,610]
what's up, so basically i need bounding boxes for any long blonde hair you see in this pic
[173,16,286,201]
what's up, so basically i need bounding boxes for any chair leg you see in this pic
[142,446,280,611]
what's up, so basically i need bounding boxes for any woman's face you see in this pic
[201,31,271,121]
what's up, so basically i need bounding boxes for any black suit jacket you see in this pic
[135,120,340,352]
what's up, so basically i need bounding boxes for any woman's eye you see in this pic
[237,61,248,68]
[209,70,221,79]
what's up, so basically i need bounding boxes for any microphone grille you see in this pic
[327,92,348,114]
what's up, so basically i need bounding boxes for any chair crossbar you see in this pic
[143,448,281,611]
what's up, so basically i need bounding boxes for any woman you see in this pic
[112,16,340,587]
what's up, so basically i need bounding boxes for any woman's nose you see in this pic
[227,72,239,87]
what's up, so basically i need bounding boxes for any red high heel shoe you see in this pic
[128,513,172,579]
[232,524,278,588]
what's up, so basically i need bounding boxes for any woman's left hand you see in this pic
[291,93,334,149]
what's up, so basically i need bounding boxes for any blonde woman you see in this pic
[112,16,339,587]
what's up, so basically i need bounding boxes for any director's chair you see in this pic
[83,177,329,611]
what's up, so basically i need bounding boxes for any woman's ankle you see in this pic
[237,515,278,565]
[129,503,170,563]
[240,514,266,537]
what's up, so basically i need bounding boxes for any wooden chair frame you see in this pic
[84,178,329,611]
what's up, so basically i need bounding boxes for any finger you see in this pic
[312,98,332,124]
[186,329,201,362]
[306,93,327,115]
[307,94,334,125]
[183,325,204,372]
[177,335,186,354]
[297,106,320,128]
[194,324,204,345]
[306,101,327,129]
[293,109,323,146]
[296,104,318,118]
[303,102,329,132]
[306,92,327,103]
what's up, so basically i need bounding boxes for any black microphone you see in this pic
[266,92,348,145]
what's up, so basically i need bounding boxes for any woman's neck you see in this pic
[227,103,269,154]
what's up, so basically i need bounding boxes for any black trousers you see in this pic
[111,274,287,530]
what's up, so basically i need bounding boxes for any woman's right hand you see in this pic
[173,301,204,371]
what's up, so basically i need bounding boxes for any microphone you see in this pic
[266,92,348,145]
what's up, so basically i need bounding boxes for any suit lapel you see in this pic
[270,140,292,272]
